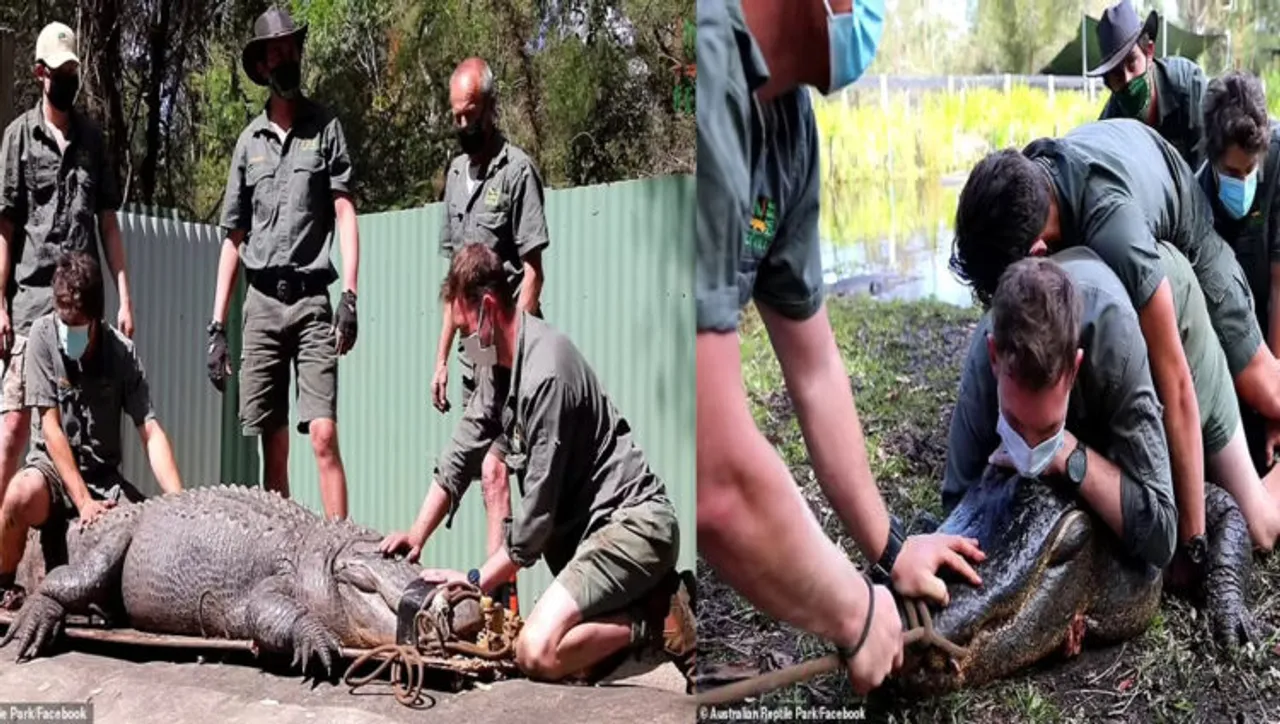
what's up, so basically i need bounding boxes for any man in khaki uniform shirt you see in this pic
[0,22,137,510]
[381,244,693,685]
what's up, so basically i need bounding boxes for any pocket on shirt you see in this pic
[292,153,326,214]
[474,210,509,240]
[28,158,59,207]
[245,164,276,226]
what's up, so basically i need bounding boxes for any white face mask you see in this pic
[996,413,1064,479]
[459,304,497,368]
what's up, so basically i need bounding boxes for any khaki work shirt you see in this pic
[1099,56,1208,174]
[433,314,668,572]
[0,101,121,333]
[219,97,353,283]
[23,312,155,481]
[943,246,1177,568]
[438,137,550,292]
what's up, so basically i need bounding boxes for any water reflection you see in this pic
[820,177,976,308]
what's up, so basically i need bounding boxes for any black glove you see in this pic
[207,321,229,392]
[336,290,358,354]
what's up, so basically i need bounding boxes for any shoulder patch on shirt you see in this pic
[745,195,778,254]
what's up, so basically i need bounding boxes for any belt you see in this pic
[248,271,329,305]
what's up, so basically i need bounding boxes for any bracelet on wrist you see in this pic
[836,572,877,664]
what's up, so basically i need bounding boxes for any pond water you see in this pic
[819,177,976,309]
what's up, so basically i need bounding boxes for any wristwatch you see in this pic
[467,568,481,587]
[870,515,905,585]
[1066,438,1087,489]
[1182,535,1208,566]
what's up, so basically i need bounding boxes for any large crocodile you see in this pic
[894,465,1258,695]
[1,485,483,675]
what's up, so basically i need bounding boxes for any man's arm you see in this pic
[0,124,24,351]
[326,116,358,296]
[941,321,1002,512]
[39,406,93,509]
[510,160,550,314]
[503,377,573,568]
[428,374,503,531]
[99,211,133,332]
[1270,263,1280,357]
[697,330,876,649]
[123,341,180,494]
[1137,279,1205,543]
[137,419,182,495]
[211,230,245,325]
[759,302,888,560]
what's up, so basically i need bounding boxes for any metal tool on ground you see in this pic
[694,596,969,706]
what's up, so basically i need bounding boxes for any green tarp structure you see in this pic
[1039,13,1223,76]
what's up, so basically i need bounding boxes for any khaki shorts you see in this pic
[554,496,680,621]
[239,284,338,436]
[0,334,29,414]
[1157,242,1240,455]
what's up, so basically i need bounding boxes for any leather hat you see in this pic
[1087,1,1159,78]
[241,7,308,86]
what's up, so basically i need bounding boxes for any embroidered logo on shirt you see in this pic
[744,196,777,255]
[485,186,501,209]
[298,138,319,152]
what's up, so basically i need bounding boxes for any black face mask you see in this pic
[46,72,79,112]
[457,121,487,157]
[268,59,302,99]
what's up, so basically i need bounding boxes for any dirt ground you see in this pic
[0,638,693,723]
[696,297,1280,724]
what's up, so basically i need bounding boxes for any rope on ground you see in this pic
[342,644,434,709]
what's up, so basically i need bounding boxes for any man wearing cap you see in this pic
[206,7,360,521]
[432,56,551,605]
[1196,71,1280,477]
[696,0,987,697]
[0,22,136,506]
[1092,0,1208,173]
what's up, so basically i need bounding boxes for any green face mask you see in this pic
[1115,68,1151,118]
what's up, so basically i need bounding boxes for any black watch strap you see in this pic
[207,320,225,335]
[870,516,905,585]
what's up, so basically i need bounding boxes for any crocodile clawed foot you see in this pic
[291,620,340,680]
[1209,598,1261,650]
[0,593,65,661]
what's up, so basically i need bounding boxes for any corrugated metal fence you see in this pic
[105,173,694,609]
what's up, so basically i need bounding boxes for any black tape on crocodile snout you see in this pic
[396,578,440,645]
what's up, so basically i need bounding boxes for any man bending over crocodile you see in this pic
[951,118,1280,557]
[378,243,694,683]
[0,251,184,609]
[945,254,1178,570]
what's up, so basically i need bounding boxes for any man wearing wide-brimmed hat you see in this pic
[1092,0,1208,173]
[207,6,360,521]
[0,21,135,520]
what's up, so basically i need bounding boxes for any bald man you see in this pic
[433,57,551,609]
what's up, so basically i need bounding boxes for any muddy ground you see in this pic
[696,297,1280,724]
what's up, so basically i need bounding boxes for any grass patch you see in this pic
[697,296,1280,723]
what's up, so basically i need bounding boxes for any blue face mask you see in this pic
[56,318,91,361]
[1217,167,1258,220]
[996,413,1064,479]
[824,0,885,93]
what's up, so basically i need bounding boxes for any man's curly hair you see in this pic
[950,148,1052,308]
[1203,70,1270,165]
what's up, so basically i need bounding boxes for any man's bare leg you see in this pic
[0,469,52,607]
[262,426,290,499]
[1209,427,1280,551]
[514,581,632,681]
[0,410,30,505]
[308,418,348,520]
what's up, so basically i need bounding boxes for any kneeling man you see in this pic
[0,252,184,608]
[379,243,693,682]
